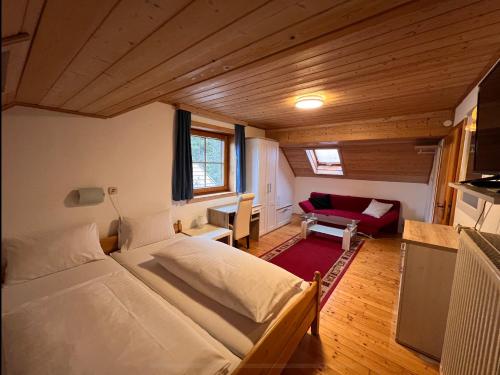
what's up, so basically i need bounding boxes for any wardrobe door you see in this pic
[265,141,278,232]
[259,142,268,236]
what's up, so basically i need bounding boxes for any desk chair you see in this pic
[229,193,255,249]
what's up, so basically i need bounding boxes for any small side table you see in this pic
[182,224,233,245]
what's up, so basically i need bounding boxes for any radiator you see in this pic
[440,229,499,375]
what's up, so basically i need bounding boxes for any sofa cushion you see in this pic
[328,194,371,212]
[309,195,331,209]
[362,199,394,218]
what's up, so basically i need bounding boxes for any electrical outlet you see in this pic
[108,187,118,195]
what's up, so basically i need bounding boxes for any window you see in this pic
[306,148,344,175]
[191,129,229,194]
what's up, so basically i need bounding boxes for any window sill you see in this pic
[188,191,236,203]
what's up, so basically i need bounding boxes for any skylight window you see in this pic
[314,149,341,164]
[306,148,344,175]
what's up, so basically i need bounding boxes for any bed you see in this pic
[2,218,321,374]
[2,257,241,375]
[103,220,322,374]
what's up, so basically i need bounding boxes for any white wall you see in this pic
[1,103,265,238]
[294,177,432,231]
[452,79,500,234]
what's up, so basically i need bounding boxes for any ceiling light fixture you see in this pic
[295,95,324,109]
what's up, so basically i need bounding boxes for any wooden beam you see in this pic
[2,102,109,118]
[266,111,452,146]
[2,33,30,47]
[191,120,235,135]
[172,102,248,126]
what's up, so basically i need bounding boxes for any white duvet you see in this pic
[2,270,230,375]
[152,237,303,323]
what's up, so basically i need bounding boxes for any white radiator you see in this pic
[440,229,499,375]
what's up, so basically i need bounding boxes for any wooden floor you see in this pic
[243,215,440,375]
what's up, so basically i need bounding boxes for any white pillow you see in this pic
[119,209,175,251]
[3,223,106,285]
[362,199,393,218]
[152,237,303,323]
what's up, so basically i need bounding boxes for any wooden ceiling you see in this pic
[282,140,438,183]
[2,0,500,129]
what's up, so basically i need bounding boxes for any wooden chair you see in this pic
[230,193,254,249]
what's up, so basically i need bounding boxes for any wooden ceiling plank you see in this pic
[80,0,412,115]
[205,74,480,122]
[2,41,30,105]
[169,0,495,104]
[60,0,271,111]
[182,14,500,111]
[5,0,499,130]
[194,58,488,112]
[39,0,192,108]
[101,0,500,118]
[258,97,457,128]
[92,0,429,116]
[267,112,452,146]
[247,94,457,122]
[1,0,45,107]
[236,98,456,126]
[16,0,120,104]
[183,45,495,109]
[1,0,29,38]
[219,79,469,116]
[21,0,46,36]
[453,49,500,108]
[270,111,451,133]
[76,0,358,113]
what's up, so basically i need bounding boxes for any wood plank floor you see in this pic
[244,215,440,375]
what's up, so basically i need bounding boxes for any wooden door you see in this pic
[433,120,466,225]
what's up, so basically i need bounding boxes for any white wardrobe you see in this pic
[246,138,293,236]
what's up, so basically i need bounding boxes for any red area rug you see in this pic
[260,233,364,308]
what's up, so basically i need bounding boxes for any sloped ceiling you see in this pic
[282,139,438,183]
[1,0,500,129]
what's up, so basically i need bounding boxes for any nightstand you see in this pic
[182,224,232,245]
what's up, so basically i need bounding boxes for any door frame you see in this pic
[433,119,466,225]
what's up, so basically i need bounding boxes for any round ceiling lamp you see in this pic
[295,95,324,109]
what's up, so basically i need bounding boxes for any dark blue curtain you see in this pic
[235,124,246,193]
[172,109,193,201]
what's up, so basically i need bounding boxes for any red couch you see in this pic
[299,192,400,236]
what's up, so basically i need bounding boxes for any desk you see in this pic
[207,203,261,240]
[182,224,232,245]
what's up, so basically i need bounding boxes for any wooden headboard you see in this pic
[99,220,183,255]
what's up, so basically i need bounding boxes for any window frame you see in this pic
[306,148,345,175]
[191,129,230,195]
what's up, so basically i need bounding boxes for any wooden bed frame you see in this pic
[99,220,321,374]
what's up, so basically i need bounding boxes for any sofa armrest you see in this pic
[378,208,400,234]
[299,200,315,213]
